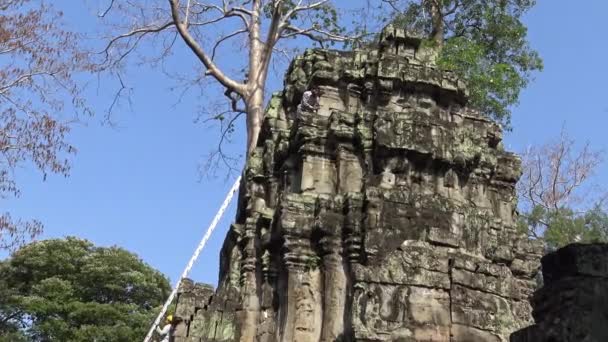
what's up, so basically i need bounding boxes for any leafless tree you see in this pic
[0,0,91,250]
[97,0,368,172]
[517,128,606,238]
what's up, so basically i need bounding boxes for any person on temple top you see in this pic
[156,315,178,342]
[297,86,322,116]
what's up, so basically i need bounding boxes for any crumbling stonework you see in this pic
[173,25,543,342]
[511,243,608,342]
[168,279,238,341]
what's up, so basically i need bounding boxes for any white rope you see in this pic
[143,175,242,342]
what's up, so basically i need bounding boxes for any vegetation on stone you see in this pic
[168,29,542,341]
[383,0,543,127]
[0,237,170,341]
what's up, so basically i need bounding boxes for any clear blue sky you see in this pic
[3,1,608,287]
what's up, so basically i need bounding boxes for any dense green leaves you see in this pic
[0,273,26,341]
[385,0,543,127]
[518,204,608,250]
[0,237,170,341]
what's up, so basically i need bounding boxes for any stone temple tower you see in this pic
[171,26,543,342]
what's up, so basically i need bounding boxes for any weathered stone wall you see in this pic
[511,243,608,342]
[168,279,237,342]
[173,25,543,342]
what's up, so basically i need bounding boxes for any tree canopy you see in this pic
[0,237,171,341]
[0,0,91,251]
[382,0,543,127]
[519,204,608,250]
[517,129,608,250]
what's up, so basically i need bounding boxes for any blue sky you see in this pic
[3,0,608,287]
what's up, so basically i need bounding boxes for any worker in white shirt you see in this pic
[156,315,177,342]
[297,86,322,117]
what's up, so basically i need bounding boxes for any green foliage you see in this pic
[519,204,608,250]
[387,0,543,127]
[0,237,171,342]
[304,254,322,271]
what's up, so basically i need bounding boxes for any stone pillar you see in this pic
[319,234,347,342]
[293,268,323,342]
[344,195,364,265]
[238,216,260,342]
[281,233,322,342]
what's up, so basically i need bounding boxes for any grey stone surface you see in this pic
[173,25,542,342]
[510,243,608,342]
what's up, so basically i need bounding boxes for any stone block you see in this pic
[451,268,521,299]
[172,338,200,342]
[511,244,608,342]
[451,285,515,332]
[337,154,363,193]
[407,286,451,326]
[300,155,337,194]
[541,243,608,285]
[451,324,501,342]
[427,226,461,248]
[175,293,196,319]
[413,326,450,341]
[509,257,539,278]
[353,247,450,289]
[173,321,188,337]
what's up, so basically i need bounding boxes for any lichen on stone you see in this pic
[169,25,543,342]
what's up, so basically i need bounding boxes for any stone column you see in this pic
[344,195,364,265]
[293,267,323,342]
[277,193,326,342]
[281,234,323,342]
[238,216,260,342]
[319,233,347,342]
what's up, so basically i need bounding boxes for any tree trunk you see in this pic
[244,0,266,159]
[428,0,444,48]
[239,3,265,340]
[245,87,264,157]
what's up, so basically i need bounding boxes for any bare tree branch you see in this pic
[169,0,246,95]
[98,0,117,17]
[281,24,360,43]
[98,0,375,177]
[211,28,248,60]
[282,0,330,22]
[0,1,91,249]
[99,21,176,66]
[517,127,605,239]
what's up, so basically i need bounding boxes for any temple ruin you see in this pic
[511,243,608,342]
[168,26,545,342]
